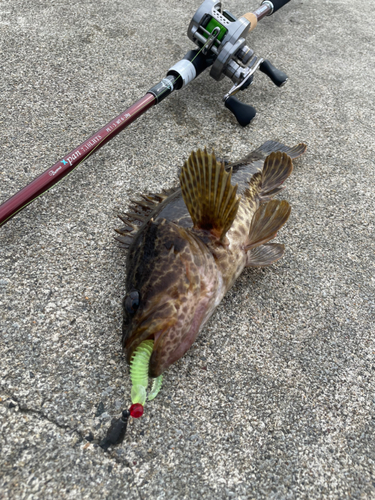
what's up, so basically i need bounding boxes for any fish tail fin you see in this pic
[245,200,291,250]
[255,140,307,159]
[180,148,240,241]
[260,152,293,201]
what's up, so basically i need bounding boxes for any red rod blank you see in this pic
[0,93,156,227]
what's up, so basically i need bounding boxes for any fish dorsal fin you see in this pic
[245,200,291,250]
[115,187,180,249]
[180,148,240,240]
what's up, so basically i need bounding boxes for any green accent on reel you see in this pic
[204,18,227,41]
[129,340,163,404]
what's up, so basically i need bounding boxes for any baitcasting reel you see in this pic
[0,0,294,227]
[167,0,290,126]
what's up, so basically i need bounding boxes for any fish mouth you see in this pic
[125,300,178,366]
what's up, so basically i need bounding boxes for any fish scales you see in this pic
[118,141,306,378]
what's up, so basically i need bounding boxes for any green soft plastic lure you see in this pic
[128,340,163,417]
[99,340,162,450]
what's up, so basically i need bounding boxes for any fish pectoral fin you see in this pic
[245,200,291,250]
[246,243,285,267]
[260,152,293,200]
[180,148,240,241]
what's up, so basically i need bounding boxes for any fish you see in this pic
[116,140,306,379]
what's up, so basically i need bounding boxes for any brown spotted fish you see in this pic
[117,141,306,378]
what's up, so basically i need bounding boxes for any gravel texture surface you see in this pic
[0,0,374,498]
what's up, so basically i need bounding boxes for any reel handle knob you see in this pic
[224,96,256,127]
[259,60,288,87]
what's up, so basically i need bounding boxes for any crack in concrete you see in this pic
[1,391,85,442]
[1,391,144,499]
[103,448,144,500]
[129,465,144,500]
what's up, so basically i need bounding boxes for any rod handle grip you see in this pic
[268,0,292,13]
[242,13,258,32]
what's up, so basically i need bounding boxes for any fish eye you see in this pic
[123,291,140,315]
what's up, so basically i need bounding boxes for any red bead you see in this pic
[129,403,144,418]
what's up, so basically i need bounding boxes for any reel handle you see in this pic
[224,96,256,127]
[259,60,288,87]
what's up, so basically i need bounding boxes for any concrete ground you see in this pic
[0,0,374,498]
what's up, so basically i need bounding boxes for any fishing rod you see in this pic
[0,0,291,229]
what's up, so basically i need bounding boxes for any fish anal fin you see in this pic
[245,200,291,250]
[261,152,293,200]
[246,243,285,267]
[180,148,240,241]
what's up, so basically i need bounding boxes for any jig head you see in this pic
[100,340,163,449]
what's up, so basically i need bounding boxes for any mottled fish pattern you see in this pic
[117,141,306,377]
